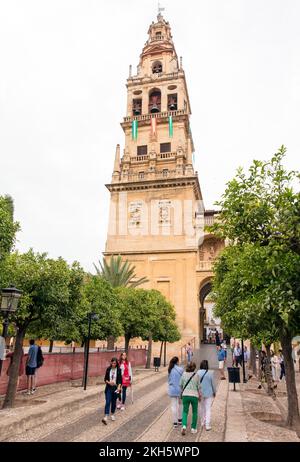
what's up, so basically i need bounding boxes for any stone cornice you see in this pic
[105,175,202,200]
[103,248,198,256]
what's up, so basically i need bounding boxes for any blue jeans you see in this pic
[187,352,192,362]
[105,386,118,415]
[122,386,127,404]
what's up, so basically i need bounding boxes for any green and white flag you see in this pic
[168,115,173,137]
[132,119,138,140]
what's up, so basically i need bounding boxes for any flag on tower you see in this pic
[168,115,173,137]
[151,116,157,137]
[132,119,138,140]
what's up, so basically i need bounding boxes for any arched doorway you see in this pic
[199,280,212,344]
[199,280,223,344]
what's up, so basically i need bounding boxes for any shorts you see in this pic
[26,366,36,376]
[218,360,224,370]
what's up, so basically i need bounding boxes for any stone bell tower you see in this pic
[104,13,216,352]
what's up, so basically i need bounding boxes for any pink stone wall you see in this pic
[0,349,147,395]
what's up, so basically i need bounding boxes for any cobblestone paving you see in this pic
[101,394,170,442]
[3,354,300,443]
[39,375,167,442]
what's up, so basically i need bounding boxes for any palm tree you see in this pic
[94,255,149,350]
[94,255,149,288]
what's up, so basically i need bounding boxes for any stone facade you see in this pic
[104,14,224,356]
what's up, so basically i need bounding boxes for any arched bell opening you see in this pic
[152,61,162,74]
[149,88,161,113]
[168,93,177,111]
[132,98,142,116]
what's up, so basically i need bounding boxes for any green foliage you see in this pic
[0,250,84,334]
[94,255,149,288]
[211,146,300,344]
[116,287,180,344]
[0,195,20,260]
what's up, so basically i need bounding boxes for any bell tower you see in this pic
[105,13,211,351]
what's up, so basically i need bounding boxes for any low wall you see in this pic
[0,349,147,395]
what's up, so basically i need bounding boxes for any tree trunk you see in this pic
[250,343,257,376]
[125,334,131,354]
[146,334,152,369]
[49,340,54,353]
[107,336,115,351]
[265,344,275,396]
[258,350,262,382]
[163,341,167,367]
[3,328,25,409]
[281,332,300,436]
[159,341,163,361]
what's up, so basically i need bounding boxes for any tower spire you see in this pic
[112,144,120,182]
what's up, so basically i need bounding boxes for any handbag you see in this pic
[180,372,196,399]
[198,370,208,401]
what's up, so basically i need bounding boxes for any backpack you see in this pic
[37,346,44,368]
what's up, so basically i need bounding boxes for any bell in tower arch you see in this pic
[149,89,161,114]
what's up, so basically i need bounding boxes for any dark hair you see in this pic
[200,360,209,370]
[186,361,196,372]
[111,357,118,365]
[29,339,35,345]
[119,352,129,364]
[168,356,179,374]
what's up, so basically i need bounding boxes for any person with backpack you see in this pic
[217,345,226,380]
[117,352,132,411]
[197,360,216,431]
[102,357,122,425]
[179,361,201,435]
[25,339,39,395]
[167,356,184,428]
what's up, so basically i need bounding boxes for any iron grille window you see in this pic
[160,142,171,153]
[137,145,148,156]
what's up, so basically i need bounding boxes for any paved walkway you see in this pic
[1,349,300,442]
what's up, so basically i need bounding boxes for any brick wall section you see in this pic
[0,349,147,395]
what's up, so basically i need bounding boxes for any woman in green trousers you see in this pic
[179,361,201,435]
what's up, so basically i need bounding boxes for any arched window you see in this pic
[152,61,162,74]
[149,88,161,113]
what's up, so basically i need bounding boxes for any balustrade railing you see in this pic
[196,261,214,271]
[123,109,186,123]
[204,215,215,226]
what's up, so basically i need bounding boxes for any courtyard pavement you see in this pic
[0,345,299,442]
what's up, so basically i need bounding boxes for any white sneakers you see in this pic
[120,406,125,411]
[191,428,197,434]
[206,425,212,431]
[111,415,116,421]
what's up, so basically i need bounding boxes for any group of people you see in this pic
[102,352,132,425]
[168,357,216,435]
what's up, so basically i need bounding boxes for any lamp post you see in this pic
[0,286,22,375]
[83,312,98,391]
[241,338,247,383]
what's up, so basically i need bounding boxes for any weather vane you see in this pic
[158,1,165,18]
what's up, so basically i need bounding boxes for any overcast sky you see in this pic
[0,0,299,272]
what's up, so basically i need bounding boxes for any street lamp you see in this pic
[1,286,22,338]
[0,286,22,376]
[83,312,98,391]
[241,338,247,383]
